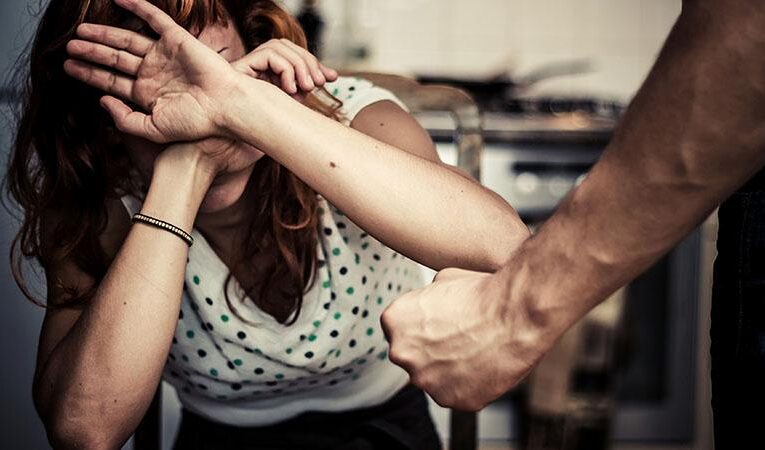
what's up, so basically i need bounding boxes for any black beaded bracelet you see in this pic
[131,213,194,247]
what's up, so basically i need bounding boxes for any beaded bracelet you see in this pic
[131,213,194,247]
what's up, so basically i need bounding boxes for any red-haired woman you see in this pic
[6,0,529,448]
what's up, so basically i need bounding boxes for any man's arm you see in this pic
[382,0,765,410]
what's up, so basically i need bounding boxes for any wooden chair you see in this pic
[133,73,484,450]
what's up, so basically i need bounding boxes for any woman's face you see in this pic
[122,18,265,214]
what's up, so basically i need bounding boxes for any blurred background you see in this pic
[1,1,715,449]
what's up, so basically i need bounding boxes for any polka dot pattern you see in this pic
[122,77,421,415]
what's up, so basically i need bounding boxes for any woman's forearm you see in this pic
[37,149,213,449]
[222,79,529,271]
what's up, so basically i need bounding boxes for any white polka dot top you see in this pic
[119,77,426,427]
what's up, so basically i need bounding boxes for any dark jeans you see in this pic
[172,384,442,450]
[711,168,765,449]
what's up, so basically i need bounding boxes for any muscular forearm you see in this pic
[500,0,765,338]
[221,79,529,271]
[37,149,212,449]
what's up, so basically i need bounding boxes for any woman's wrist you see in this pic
[215,75,283,147]
[145,147,214,231]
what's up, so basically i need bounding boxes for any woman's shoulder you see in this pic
[325,76,409,125]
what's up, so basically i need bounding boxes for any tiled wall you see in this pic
[283,0,682,101]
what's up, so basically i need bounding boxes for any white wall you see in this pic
[283,0,682,101]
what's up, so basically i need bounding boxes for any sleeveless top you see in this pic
[119,77,426,426]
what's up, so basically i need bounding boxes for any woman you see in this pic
[6,0,529,448]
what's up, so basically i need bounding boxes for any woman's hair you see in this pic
[5,0,342,325]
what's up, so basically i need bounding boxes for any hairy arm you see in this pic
[503,0,765,344]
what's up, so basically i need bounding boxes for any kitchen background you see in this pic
[0,1,715,449]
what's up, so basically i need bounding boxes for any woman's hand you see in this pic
[64,0,243,143]
[231,39,337,98]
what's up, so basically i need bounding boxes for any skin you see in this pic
[36,0,530,448]
[381,0,765,411]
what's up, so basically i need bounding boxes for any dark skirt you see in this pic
[172,384,443,450]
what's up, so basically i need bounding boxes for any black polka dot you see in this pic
[349,86,356,91]
[181,355,189,362]
[305,351,314,359]
[349,339,357,348]
[214,344,222,351]
[227,361,235,370]
[266,381,278,387]
[360,232,368,239]
[323,302,330,310]
[224,338,234,344]
[323,227,333,236]
[172,337,178,344]
[300,334,306,341]
[190,302,199,311]
[237,331,247,340]
[197,349,207,357]
[387,283,393,291]
[205,297,213,306]
[206,322,214,331]
[197,384,208,390]
[339,267,348,275]
[178,310,184,320]
[352,306,359,315]
[343,368,354,374]
[330,330,339,338]
[362,310,369,318]
[397,284,402,292]
[244,347,254,353]
[337,222,346,229]
[319,362,327,369]
[373,254,381,261]
[169,353,176,361]
[329,380,339,386]
[318,260,326,268]
[170,371,180,378]
[362,276,367,285]
[231,383,242,391]
[254,368,264,375]
[331,292,337,300]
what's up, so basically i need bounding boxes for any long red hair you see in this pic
[5,0,341,324]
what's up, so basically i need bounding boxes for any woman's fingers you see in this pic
[76,23,154,57]
[63,59,135,100]
[267,41,316,91]
[100,96,166,143]
[67,39,142,76]
[114,0,180,35]
[277,39,324,86]
[279,39,337,82]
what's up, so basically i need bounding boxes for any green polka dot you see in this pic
[332,248,341,256]
[377,297,383,305]
[404,269,409,275]
[286,348,293,354]
[366,328,374,336]
[313,320,322,327]
[220,314,230,322]
[333,312,342,320]
[356,358,367,365]
[369,266,375,273]
[234,359,243,366]
[186,330,195,338]
[254,348,262,355]
[308,334,317,342]
[361,243,370,250]
[352,373,361,380]
[328,349,336,355]
[377,351,388,360]
[346,287,355,295]
[322,280,331,289]
[343,237,349,244]
[192,275,200,285]
[335,350,341,357]
[355,254,360,264]
[210,368,219,376]
[275,373,284,380]
[332,88,339,96]
[318,207,325,215]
